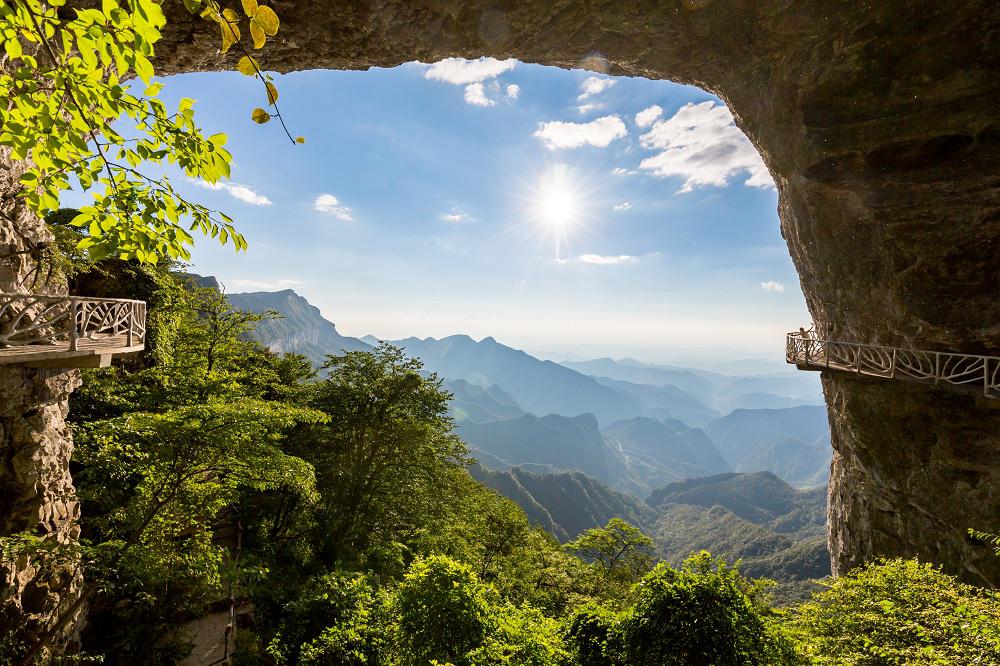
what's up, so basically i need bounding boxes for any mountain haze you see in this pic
[227,290,371,366]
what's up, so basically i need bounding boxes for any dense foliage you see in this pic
[5,258,998,662]
[786,558,1000,664]
[1,0,296,266]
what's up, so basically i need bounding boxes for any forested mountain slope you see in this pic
[647,472,829,603]
[470,465,657,541]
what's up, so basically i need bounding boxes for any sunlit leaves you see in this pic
[251,107,271,124]
[248,4,278,49]
[0,0,246,264]
[237,55,258,76]
[265,81,279,104]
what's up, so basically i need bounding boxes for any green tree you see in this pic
[294,343,471,566]
[566,518,655,599]
[786,558,1000,664]
[565,602,624,666]
[1,0,297,264]
[394,555,490,666]
[265,569,391,665]
[617,553,795,666]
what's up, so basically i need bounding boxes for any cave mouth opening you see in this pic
[150,60,808,371]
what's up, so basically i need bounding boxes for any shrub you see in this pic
[786,558,1000,664]
[266,569,388,665]
[470,604,571,665]
[395,555,490,666]
[617,552,795,665]
[565,602,623,666]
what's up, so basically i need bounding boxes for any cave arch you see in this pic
[3,0,1000,645]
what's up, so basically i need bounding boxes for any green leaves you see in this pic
[0,0,247,264]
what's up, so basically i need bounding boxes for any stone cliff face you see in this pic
[0,148,83,652]
[2,0,999,647]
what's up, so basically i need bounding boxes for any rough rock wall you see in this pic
[153,0,1000,583]
[0,148,83,653]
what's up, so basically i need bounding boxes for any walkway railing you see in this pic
[786,328,1000,399]
[0,293,146,351]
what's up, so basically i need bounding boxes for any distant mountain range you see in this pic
[219,285,833,602]
[226,286,831,491]
[227,290,371,365]
[704,406,831,486]
[391,335,639,425]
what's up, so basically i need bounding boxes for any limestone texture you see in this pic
[0,148,83,652]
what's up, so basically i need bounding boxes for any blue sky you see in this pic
[79,59,811,361]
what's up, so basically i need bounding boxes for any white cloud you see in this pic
[534,115,627,150]
[613,202,632,211]
[638,101,774,193]
[313,193,355,221]
[505,84,520,100]
[578,76,616,100]
[578,254,638,265]
[438,208,471,223]
[464,82,494,107]
[760,280,785,292]
[635,104,663,128]
[577,102,603,115]
[191,180,271,206]
[229,278,302,290]
[610,167,634,176]
[424,57,517,85]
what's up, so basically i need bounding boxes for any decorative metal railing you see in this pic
[0,293,146,351]
[786,328,1000,399]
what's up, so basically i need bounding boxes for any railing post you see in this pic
[127,302,134,347]
[804,339,811,365]
[890,348,897,379]
[934,352,941,385]
[855,344,862,373]
[986,358,991,397]
[68,298,78,351]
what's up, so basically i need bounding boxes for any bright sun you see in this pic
[535,164,581,230]
[541,186,577,228]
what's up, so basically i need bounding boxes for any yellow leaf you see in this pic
[295,136,306,144]
[222,7,240,21]
[220,19,240,54]
[236,55,256,76]
[265,81,278,104]
[253,5,279,35]
[241,0,258,16]
[249,20,265,49]
[251,107,270,124]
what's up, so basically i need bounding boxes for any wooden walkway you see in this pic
[0,294,146,368]
[786,329,1000,399]
[0,335,144,367]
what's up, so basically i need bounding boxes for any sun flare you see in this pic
[535,164,581,231]
[541,186,577,228]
